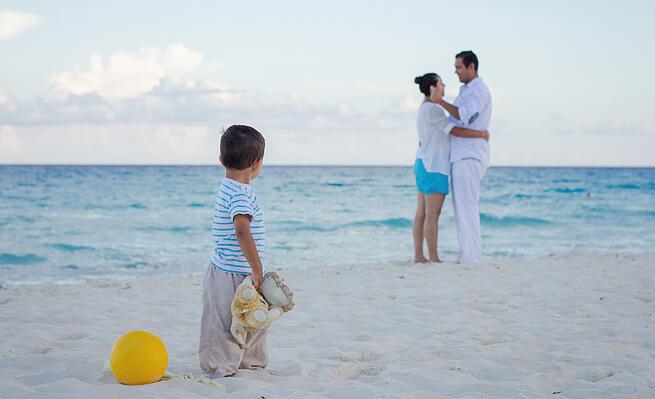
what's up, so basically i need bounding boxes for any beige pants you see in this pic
[199,266,268,377]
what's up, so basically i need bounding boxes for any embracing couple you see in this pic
[413,50,491,264]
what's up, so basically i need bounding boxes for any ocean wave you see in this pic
[325,182,353,187]
[187,203,207,208]
[270,217,413,232]
[0,253,47,266]
[50,243,95,252]
[552,179,580,183]
[270,223,334,232]
[480,214,552,227]
[138,226,193,233]
[83,203,148,210]
[606,184,640,190]
[583,207,655,219]
[119,262,147,269]
[347,218,412,229]
[547,187,587,194]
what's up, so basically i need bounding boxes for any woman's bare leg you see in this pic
[413,192,428,263]
[424,193,446,262]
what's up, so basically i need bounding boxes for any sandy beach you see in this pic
[1,252,654,398]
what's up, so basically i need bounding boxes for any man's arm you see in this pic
[234,214,264,289]
[450,127,489,140]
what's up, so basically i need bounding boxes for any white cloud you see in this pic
[1,43,653,166]
[0,11,41,40]
[399,95,420,113]
[0,126,24,161]
[0,84,13,109]
[50,43,205,101]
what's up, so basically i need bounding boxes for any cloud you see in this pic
[0,41,422,164]
[0,11,41,40]
[3,43,652,166]
[0,84,13,109]
[399,95,420,113]
[50,43,205,101]
[0,126,24,161]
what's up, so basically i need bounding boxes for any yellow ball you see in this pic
[110,330,168,385]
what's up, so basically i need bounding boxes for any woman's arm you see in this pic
[436,99,460,120]
[450,127,489,140]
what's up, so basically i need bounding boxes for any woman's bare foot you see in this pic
[414,255,429,263]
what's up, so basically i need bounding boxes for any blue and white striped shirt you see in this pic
[210,178,265,275]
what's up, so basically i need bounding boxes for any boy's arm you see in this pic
[450,127,489,140]
[234,214,264,289]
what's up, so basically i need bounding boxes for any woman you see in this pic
[413,73,489,263]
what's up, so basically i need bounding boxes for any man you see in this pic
[436,50,492,263]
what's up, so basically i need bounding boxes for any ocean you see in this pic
[1,166,654,286]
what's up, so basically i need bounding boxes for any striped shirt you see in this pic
[210,178,265,275]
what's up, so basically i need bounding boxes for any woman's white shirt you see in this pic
[416,101,456,175]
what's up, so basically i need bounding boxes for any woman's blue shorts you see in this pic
[414,158,449,195]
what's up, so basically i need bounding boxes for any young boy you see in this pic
[199,125,267,377]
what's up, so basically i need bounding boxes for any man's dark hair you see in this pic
[220,125,265,170]
[456,50,479,71]
[414,73,439,96]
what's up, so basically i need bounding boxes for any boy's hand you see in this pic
[251,272,263,290]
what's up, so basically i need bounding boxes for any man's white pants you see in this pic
[451,159,487,263]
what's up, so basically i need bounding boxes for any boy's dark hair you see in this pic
[456,50,479,71]
[414,73,439,96]
[220,125,265,170]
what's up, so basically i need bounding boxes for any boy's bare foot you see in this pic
[414,256,428,263]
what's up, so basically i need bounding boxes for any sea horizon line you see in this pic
[1,164,654,169]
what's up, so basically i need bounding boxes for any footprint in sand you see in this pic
[326,348,385,380]
[580,366,617,382]
[330,363,385,380]
[40,344,65,354]
[65,332,89,340]
[334,349,380,362]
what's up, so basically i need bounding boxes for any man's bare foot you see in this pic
[429,258,443,263]
[414,256,428,263]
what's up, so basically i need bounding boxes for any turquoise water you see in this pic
[1,166,654,285]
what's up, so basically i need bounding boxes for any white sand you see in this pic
[1,253,654,398]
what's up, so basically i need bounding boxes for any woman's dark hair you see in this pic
[220,125,265,170]
[414,73,439,96]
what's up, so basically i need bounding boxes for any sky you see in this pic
[0,0,654,166]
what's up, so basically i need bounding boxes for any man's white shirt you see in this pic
[448,77,492,167]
